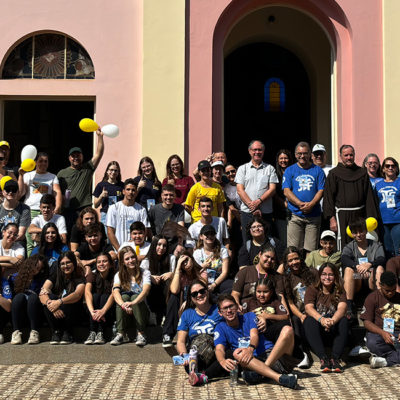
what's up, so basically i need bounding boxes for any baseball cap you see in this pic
[320,230,336,240]
[312,144,326,153]
[211,161,224,168]
[198,160,211,170]
[69,147,83,155]
[3,179,18,192]
[0,141,10,148]
[200,224,216,236]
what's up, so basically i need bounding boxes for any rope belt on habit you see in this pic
[335,205,365,251]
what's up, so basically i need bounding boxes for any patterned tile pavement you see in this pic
[0,361,399,400]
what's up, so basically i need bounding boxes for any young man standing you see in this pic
[0,180,30,242]
[186,196,229,250]
[361,271,400,368]
[106,179,150,251]
[283,141,325,252]
[214,294,297,389]
[148,184,184,235]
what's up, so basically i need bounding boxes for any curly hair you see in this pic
[118,247,142,291]
[314,262,345,307]
[14,254,49,294]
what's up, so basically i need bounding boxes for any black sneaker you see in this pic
[320,357,331,373]
[50,331,61,345]
[331,359,344,373]
[60,331,73,345]
[162,334,173,348]
[278,374,298,389]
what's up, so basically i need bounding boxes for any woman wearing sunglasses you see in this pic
[176,280,227,385]
[374,157,400,257]
[303,262,347,373]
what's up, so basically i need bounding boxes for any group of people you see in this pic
[1,131,400,390]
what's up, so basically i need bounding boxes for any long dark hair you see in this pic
[179,251,203,282]
[145,235,170,275]
[101,160,122,183]
[314,262,344,307]
[93,252,115,294]
[275,149,294,181]
[166,154,185,179]
[185,280,210,310]
[38,222,63,255]
[53,251,83,295]
[137,156,161,187]
[382,157,399,178]
[14,254,49,294]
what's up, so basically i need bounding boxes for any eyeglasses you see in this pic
[250,225,264,231]
[226,170,236,175]
[190,288,207,298]
[296,152,309,156]
[200,168,211,172]
[366,162,378,166]
[108,169,119,172]
[219,303,237,312]
[60,261,73,267]
[313,151,324,157]
[321,273,334,278]
[385,164,396,169]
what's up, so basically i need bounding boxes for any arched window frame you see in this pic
[264,78,285,112]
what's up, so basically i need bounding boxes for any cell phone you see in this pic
[172,354,189,365]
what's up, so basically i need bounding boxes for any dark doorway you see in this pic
[224,43,310,166]
[3,100,94,174]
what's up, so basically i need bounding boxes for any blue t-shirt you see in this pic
[9,273,45,295]
[32,244,69,267]
[1,277,12,300]
[282,163,325,217]
[375,178,400,224]
[370,176,384,189]
[214,312,273,356]
[177,304,223,339]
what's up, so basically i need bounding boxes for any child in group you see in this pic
[111,246,150,346]
[27,194,67,256]
[119,221,150,263]
[305,230,341,272]
[341,217,385,317]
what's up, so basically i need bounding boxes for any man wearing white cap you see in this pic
[311,144,332,177]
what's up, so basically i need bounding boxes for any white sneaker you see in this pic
[297,352,311,369]
[11,330,22,345]
[349,345,371,357]
[84,331,96,345]
[28,330,40,345]
[110,333,129,346]
[135,332,147,346]
[369,355,387,368]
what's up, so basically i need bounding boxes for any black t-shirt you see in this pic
[132,176,161,210]
[76,242,113,260]
[93,181,124,213]
[48,269,85,298]
[70,223,107,246]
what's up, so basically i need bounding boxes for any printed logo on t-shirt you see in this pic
[360,306,366,315]
[192,320,215,335]
[279,304,287,313]
[296,175,315,192]
[214,331,220,341]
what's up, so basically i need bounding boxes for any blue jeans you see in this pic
[383,223,400,257]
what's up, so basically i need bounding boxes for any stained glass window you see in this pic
[2,33,95,79]
[264,78,285,112]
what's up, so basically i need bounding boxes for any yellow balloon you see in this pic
[0,176,12,190]
[346,225,354,239]
[21,158,36,172]
[79,118,99,133]
[366,217,378,232]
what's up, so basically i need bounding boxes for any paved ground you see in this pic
[0,343,399,399]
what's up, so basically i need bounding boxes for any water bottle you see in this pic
[230,361,238,386]
[112,321,117,338]
[188,345,198,373]
[64,189,71,208]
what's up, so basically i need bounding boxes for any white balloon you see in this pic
[21,144,37,162]
[102,124,119,138]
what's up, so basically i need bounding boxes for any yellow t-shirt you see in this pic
[185,182,226,222]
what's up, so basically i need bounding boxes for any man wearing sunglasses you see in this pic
[214,294,298,389]
[0,180,30,241]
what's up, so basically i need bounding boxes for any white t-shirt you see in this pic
[140,254,176,273]
[23,171,59,210]
[186,217,229,248]
[118,241,150,255]
[30,214,67,235]
[106,201,149,249]
[113,268,151,293]
[0,241,25,258]
[193,247,229,265]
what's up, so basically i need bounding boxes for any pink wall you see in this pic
[188,0,383,170]
[0,0,143,181]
